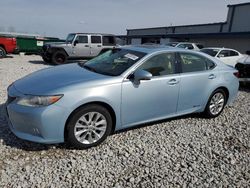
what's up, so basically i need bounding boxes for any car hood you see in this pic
[45,42,69,48]
[13,63,110,95]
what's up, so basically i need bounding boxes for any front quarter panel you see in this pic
[56,81,122,131]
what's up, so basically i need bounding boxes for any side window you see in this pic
[218,50,230,57]
[229,50,239,56]
[91,36,101,43]
[76,36,88,43]
[179,53,207,73]
[206,59,216,70]
[138,53,176,76]
[103,36,115,46]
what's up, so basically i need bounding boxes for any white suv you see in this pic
[200,48,244,67]
[42,33,116,65]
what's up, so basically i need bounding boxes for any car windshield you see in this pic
[166,42,178,47]
[66,34,76,43]
[200,49,220,57]
[80,49,146,76]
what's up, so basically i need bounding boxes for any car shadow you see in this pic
[0,103,65,151]
[112,113,201,136]
[239,83,250,92]
[28,60,52,65]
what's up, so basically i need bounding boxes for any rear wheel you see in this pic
[66,105,113,149]
[52,51,67,65]
[204,89,227,118]
[0,47,6,58]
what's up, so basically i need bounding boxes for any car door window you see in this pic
[178,44,194,49]
[218,50,230,57]
[138,53,176,76]
[179,53,208,73]
[76,36,88,43]
[91,36,101,43]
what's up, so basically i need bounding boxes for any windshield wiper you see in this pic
[82,64,98,73]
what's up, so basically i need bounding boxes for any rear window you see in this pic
[229,50,239,56]
[102,36,116,46]
[197,44,204,49]
[200,49,219,57]
[91,36,101,43]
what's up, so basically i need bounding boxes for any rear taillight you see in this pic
[12,38,16,45]
[233,71,239,78]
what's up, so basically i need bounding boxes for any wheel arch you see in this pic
[0,44,6,52]
[64,101,117,140]
[214,86,229,103]
[50,47,69,56]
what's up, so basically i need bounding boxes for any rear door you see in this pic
[177,52,216,114]
[90,35,102,57]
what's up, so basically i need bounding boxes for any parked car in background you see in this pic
[200,48,244,67]
[166,42,204,51]
[41,33,117,65]
[0,37,18,58]
[235,54,250,83]
[6,45,239,149]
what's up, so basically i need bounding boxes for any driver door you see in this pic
[121,52,180,127]
[73,35,91,57]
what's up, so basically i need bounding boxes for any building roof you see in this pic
[227,2,250,7]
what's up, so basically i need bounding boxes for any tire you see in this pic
[0,47,6,58]
[204,89,227,118]
[66,104,113,149]
[42,56,52,64]
[52,51,67,65]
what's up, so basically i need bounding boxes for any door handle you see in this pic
[168,79,179,85]
[208,74,216,79]
[97,45,102,47]
[84,45,89,47]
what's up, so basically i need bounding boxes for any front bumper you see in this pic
[6,86,69,144]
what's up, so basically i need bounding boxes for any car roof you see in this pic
[120,45,176,54]
[202,47,237,51]
[69,33,114,36]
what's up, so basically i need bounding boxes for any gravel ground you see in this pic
[0,55,249,187]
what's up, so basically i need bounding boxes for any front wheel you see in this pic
[0,47,6,58]
[66,105,113,149]
[52,51,67,65]
[204,89,227,118]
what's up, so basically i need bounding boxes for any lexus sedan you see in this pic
[6,45,239,149]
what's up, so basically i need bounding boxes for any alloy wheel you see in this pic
[209,92,225,116]
[74,112,107,144]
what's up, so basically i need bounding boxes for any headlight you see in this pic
[16,95,63,107]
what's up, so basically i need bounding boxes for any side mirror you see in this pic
[131,69,152,85]
[73,40,79,46]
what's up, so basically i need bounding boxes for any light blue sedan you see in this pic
[6,46,239,149]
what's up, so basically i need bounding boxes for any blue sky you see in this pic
[0,0,249,38]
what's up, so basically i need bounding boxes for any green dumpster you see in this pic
[16,37,65,54]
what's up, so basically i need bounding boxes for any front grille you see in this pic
[235,63,250,78]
